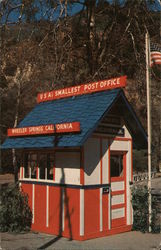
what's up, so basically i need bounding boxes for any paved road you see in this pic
[1,231,161,250]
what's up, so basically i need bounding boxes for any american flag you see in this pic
[150,42,161,67]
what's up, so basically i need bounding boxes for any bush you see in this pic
[132,185,159,233]
[0,183,32,232]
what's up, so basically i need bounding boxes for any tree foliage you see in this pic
[0,0,160,172]
[0,184,32,232]
[132,185,160,233]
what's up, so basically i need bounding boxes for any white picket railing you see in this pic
[133,171,157,183]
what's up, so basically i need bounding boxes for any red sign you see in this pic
[8,122,80,137]
[37,75,127,103]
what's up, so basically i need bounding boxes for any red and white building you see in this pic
[2,76,147,240]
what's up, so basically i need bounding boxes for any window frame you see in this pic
[22,148,81,182]
[110,151,126,182]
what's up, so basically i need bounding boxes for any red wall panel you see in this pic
[64,188,80,238]
[84,189,100,235]
[34,184,46,230]
[20,182,132,240]
[102,194,108,231]
[48,186,62,235]
[21,183,32,211]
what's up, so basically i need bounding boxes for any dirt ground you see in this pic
[134,174,161,190]
[0,174,14,185]
[1,231,161,250]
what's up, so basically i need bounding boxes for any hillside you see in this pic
[0,0,161,172]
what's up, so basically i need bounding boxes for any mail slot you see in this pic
[102,187,109,194]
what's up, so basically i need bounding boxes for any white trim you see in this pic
[22,177,37,181]
[102,139,109,184]
[29,167,31,179]
[21,178,84,185]
[112,194,124,205]
[126,142,131,225]
[100,188,103,231]
[112,208,125,219]
[80,189,84,236]
[20,167,24,179]
[45,167,47,180]
[111,181,124,191]
[62,188,65,232]
[37,167,39,179]
[23,167,24,178]
[32,184,35,224]
[46,185,49,227]
[131,201,133,225]
[110,140,128,151]
[108,189,111,230]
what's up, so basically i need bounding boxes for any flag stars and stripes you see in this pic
[150,42,161,67]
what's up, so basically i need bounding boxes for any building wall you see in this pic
[84,138,101,185]
[121,118,131,139]
[21,183,80,238]
[83,120,132,186]
[110,139,129,151]
[84,189,100,235]
[82,122,133,237]
[55,152,80,184]
[102,139,109,184]
[20,121,133,240]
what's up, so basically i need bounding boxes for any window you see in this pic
[39,153,54,180]
[39,154,46,179]
[24,153,37,179]
[30,154,37,178]
[24,154,29,178]
[23,151,54,181]
[110,154,124,178]
[47,154,54,180]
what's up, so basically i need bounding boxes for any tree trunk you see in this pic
[12,81,21,183]
[85,0,96,75]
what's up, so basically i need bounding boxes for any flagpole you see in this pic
[145,32,152,232]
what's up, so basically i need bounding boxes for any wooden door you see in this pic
[110,151,127,228]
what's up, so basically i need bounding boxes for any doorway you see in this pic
[110,151,127,228]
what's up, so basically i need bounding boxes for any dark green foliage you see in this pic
[132,185,160,233]
[0,184,32,232]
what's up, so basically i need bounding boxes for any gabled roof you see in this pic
[2,89,147,149]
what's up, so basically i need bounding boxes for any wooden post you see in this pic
[145,32,152,232]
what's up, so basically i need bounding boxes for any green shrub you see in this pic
[0,183,32,232]
[132,185,159,233]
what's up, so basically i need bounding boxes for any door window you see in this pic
[110,154,124,178]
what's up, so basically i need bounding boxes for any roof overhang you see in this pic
[1,89,147,150]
